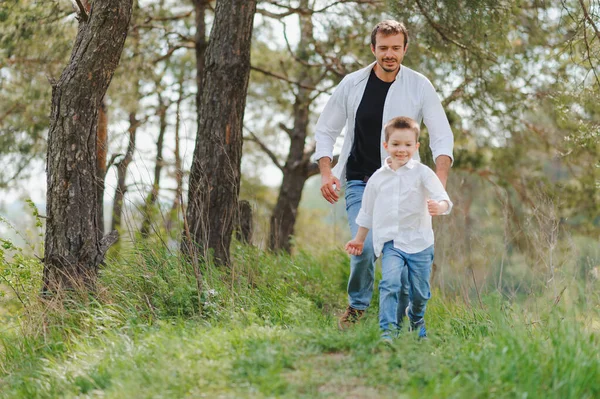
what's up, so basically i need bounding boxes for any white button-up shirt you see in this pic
[356,158,452,256]
[314,62,454,183]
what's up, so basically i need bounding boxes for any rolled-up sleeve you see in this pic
[421,79,454,165]
[355,180,376,229]
[422,167,453,215]
[314,77,349,162]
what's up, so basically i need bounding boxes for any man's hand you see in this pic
[321,173,341,204]
[345,239,364,256]
[427,199,449,216]
[318,157,340,204]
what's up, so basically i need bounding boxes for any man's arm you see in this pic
[421,79,454,188]
[434,155,452,189]
[314,77,349,203]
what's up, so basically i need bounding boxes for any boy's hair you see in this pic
[384,116,420,142]
[371,20,409,48]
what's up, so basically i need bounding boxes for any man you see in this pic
[314,20,454,330]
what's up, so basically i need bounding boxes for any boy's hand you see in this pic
[427,199,448,216]
[345,239,364,256]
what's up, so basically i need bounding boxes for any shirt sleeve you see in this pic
[421,78,454,165]
[313,76,349,162]
[422,167,453,215]
[355,179,377,229]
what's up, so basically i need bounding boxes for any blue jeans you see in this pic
[345,180,409,312]
[379,241,434,331]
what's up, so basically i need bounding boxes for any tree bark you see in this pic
[43,0,132,293]
[192,0,208,115]
[183,0,257,266]
[96,100,108,236]
[140,93,168,238]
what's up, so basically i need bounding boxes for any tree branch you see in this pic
[581,11,600,88]
[256,7,296,19]
[414,0,497,62]
[312,0,382,14]
[143,10,193,23]
[258,0,382,18]
[578,0,600,40]
[251,65,332,95]
[0,103,22,124]
[243,126,284,171]
[280,20,321,68]
[105,153,122,177]
[278,122,293,138]
[443,77,473,107]
[73,0,89,22]
[153,44,194,63]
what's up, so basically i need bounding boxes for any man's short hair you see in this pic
[371,20,409,48]
[384,116,420,142]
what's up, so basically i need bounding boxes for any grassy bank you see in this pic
[1,243,599,398]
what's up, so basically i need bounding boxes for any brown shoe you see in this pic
[338,306,365,330]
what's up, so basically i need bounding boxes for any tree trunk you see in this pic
[43,0,132,293]
[166,70,186,233]
[236,200,253,244]
[140,93,168,238]
[269,4,314,252]
[268,113,310,252]
[183,0,257,266]
[192,0,208,115]
[110,112,138,233]
[96,100,108,235]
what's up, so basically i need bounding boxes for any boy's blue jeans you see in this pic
[345,180,409,314]
[379,241,434,331]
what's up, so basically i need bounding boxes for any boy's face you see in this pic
[383,128,419,166]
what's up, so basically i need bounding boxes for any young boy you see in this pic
[345,116,452,340]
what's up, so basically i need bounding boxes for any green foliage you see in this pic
[0,205,44,309]
[0,0,76,186]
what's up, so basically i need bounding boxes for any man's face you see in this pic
[371,33,407,73]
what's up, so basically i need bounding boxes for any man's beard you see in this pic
[380,59,399,73]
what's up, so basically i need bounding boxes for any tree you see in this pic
[140,86,170,238]
[43,0,133,293]
[184,0,258,266]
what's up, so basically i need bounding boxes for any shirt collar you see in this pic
[383,157,418,172]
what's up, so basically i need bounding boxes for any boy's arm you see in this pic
[345,226,369,255]
[346,179,377,255]
[422,167,452,215]
[355,178,377,229]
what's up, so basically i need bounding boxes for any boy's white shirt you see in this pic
[356,158,452,257]
[313,62,454,183]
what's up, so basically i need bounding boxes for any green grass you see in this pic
[1,243,599,398]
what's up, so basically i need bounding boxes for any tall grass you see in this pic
[1,235,599,397]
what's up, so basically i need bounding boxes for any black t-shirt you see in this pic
[346,69,393,181]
